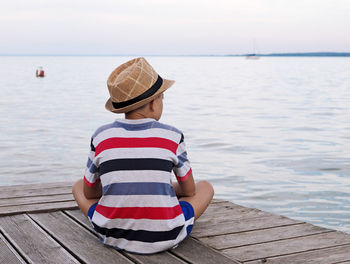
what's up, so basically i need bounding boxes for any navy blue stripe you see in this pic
[87,158,99,174]
[99,158,173,176]
[90,138,96,151]
[92,222,184,243]
[103,182,176,196]
[175,151,188,168]
[92,120,182,138]
[180,133,184,144]
[89,163,98,174]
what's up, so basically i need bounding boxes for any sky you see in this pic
[0,0,349,55]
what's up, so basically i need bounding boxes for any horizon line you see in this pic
[1,51,350,57]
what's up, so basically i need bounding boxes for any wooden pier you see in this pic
[1,182,350,263]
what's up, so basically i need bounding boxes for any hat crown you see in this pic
[107,57,158,103]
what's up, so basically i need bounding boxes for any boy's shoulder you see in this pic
[151,120,183,135]
[92,119,183,138]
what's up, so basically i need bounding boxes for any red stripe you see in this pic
[83,176,100,187]
[95,204,183,220]
[95,137,178,157]
[175,168,192,182]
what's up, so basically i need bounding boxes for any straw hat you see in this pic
[105,57,175,113]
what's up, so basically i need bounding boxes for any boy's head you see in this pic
[105,57,174,118]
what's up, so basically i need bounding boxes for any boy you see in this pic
[72,57,214,254]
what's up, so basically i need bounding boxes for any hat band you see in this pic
[112,75,163,109]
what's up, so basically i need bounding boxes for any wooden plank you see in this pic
[64,209,189,263]
[0,181,75,191]
[192,215,302,238]
[197,209,272,224]
[0,193,74,207]
[29,211,133,264]
[0,233,26,264]
[211,198,228,204]
[126,252,187,264]
[196,205,289,223]
[198,223,331,250]
[197,207,272,225]
[207,201,243,208]
[199,202,273,220]
[171,237,241,264]
[246,245,350,264]
[202,202,246,214]
[64,209,93,231]
[0,185,73,199]
[0,200,78,216]
[0,214,78,263]
[222,231,350,262]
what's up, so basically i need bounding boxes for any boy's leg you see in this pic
[72,179,100,217]
[179,180,214,220]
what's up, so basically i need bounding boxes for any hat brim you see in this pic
[105,78,175,113]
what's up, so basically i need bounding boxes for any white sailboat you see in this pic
[245,40,260,60]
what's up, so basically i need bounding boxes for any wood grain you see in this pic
[0,232,26,264]
[245,244,350,264]
[199,223,331,249]
[0,214,78,263]
[222,231,350,262]
[29,211,133,264]
[0,200,78,216]
[171,237,241,264]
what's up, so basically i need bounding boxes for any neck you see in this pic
[125,111,149,120]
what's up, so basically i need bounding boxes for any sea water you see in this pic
[0,56,349,232]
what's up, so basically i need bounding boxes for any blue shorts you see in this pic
[88,200,194,235]
[179,200,194,235]
[88,202,98,220]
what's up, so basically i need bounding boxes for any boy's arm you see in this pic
[173,173,196,197]
[83,180,102,199]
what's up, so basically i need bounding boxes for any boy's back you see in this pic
[84,118,193,254]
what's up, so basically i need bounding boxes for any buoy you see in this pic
[36,66,45,77]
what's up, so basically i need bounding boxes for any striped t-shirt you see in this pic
[84,118,193,254]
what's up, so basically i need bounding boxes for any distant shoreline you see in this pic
[236,52,350,57]
[1,52,350,57]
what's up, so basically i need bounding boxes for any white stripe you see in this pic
[100,170,172,185]
[93,127,181,146]
[88,150,95,159]
[92,210,185,232]
[96,147,176,163]
[176,141,187,156]
[185,216,195,229]
[99,236,185,254]
[99,194,179,208]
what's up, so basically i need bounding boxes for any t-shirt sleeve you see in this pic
[173,133,192,182]
[83,137,100,187]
